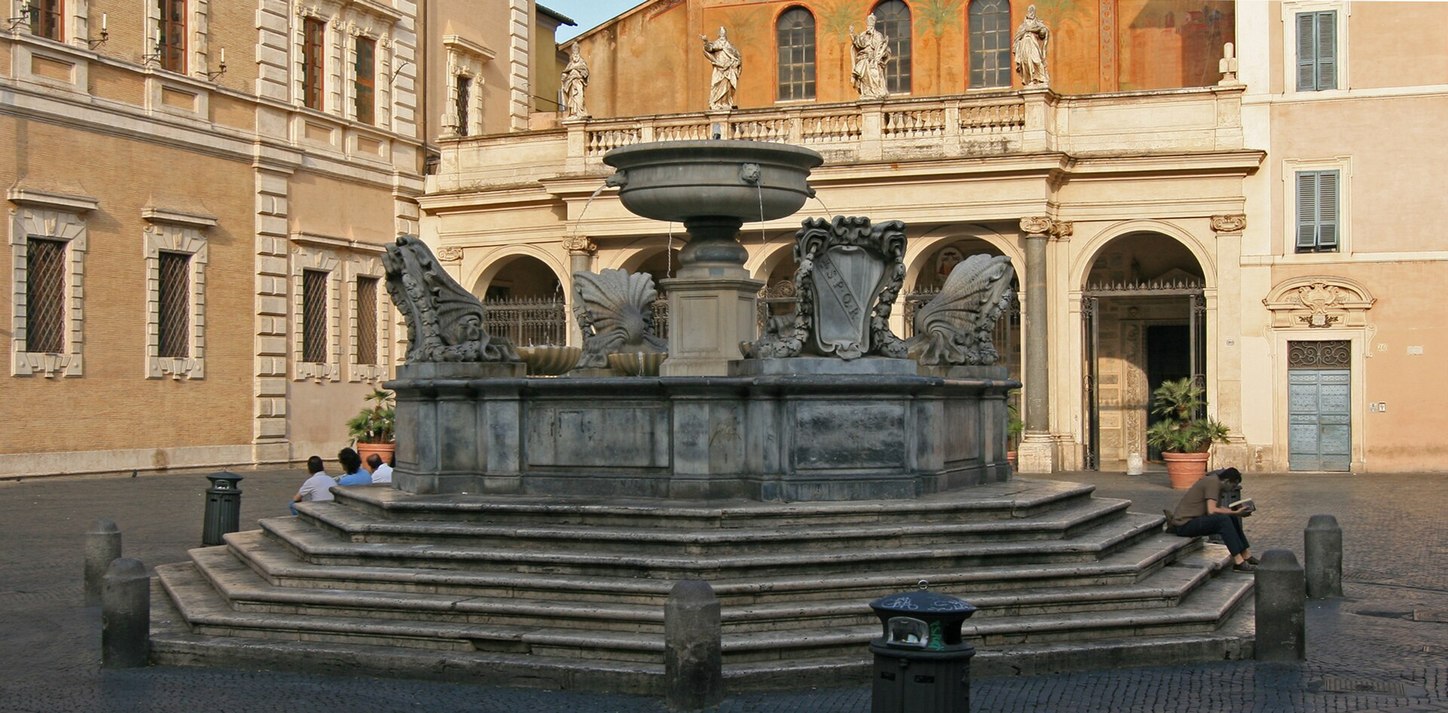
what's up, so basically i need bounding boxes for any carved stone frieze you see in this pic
[1263,276,1375,329]
[1210,214,1247,233]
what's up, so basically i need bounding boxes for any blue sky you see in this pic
[544,0,639,42]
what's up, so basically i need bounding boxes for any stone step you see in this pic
[295,495,1132,552]
[223,528,1201,607]
[186,541,1228,635]
[258,511,1169,579]
[155,555,1251,667]
[330,478,1098,529]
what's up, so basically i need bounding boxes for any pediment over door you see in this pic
[1263,276,1375,329]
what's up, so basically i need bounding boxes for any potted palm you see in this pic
[1006,400,1024,471]
[1145,378,1229,489]
[347,388,395,466]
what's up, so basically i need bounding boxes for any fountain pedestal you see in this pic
[659,216,761,376]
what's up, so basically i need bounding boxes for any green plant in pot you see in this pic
[347,389,396,466]
[1145,378,1229,489]
[1006,400,1024,471]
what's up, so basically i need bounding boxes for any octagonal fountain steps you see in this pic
[150,478,1254,693]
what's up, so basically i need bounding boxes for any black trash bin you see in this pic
[868,588,978,713]
[201,471,244,546]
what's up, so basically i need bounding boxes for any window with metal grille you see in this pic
[873,1,911,94]
[1295,11,1336,92]
[25,238,66,354]
[303,17,325,110]
[355,36,376,124]
[302,269,329,363]
[455,75,471,136]
[158,0,187,73]
[969,0,1011,88]
[1295,170,1339,252]
[157,251,191,358]
[776,8,815,101]
[355,276,378,365]
[30,0,62,41]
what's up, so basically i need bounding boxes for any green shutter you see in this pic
[1316,171,1339,250]
[1316,12,1337,90]
[1296,13,1317,91]
[1295,172,1318,250]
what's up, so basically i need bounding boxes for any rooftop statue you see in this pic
[701,27,741,110]
[906,254,1016,366]
[850,14,890,101]
[745,216,908,360]
[572,268,667,369]
[561,44,589,119]
[1014,5,1050,87]
[383,235,520,363]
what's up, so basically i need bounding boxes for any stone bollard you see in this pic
[1254,549,1305,662]
[84,519,122,606]
[101,558,150,668]
[1304,514,1343,599]
[664,580,723,711]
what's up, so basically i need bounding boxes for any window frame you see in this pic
[1283,1,1347,95]
[346,252,390,383]
[353,34,376,125]
[157,0,187,73]
[775,6,816,102]
[455,74,472,137]
[1282,157,1351,259]
[142,210,211,379]
[29,0,63,41]
[302,16,326,111]
[968,0,1012,89]
[1294,169,1340,253]
[8,189,95,378]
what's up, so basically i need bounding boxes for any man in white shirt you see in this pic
[291,455,335,514]
[365,453,393,484]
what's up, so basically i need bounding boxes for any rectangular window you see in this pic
[1295,11,1337,91]
[30,0,62,41]
[157,252,191,358]
[302,269,329,363]
[1295,170,1340,252]
[303,17,326,110]
[158,0,187,73]
[969,0,1012,88]
[455,75,471,136]
[25,238,67,354]
[354,36,376,124]
[355,277,378,365]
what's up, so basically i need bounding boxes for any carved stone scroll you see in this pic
[382,235,519,363]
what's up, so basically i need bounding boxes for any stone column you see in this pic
[564,236,596,348]
[1210,214,1249,468]
[1017,216,1055,473]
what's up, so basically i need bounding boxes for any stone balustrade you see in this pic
[431,85,1245,192]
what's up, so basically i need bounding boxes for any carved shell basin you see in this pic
[607,351,667,377]
[517,346,582,376]
[603,140,824,224]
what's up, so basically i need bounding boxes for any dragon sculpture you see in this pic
[382,235,519,363]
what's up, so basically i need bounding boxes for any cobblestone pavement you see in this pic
[1,467,1444,712]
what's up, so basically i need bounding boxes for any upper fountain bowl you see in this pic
[603,140,824,224]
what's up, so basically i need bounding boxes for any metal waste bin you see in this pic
[201,471,244,546]
[868,587,977,713]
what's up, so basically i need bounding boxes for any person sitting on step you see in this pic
[1167,466,1258,572]
[365,453,393,484]
[335,447,371,486]
[290,455,335,514]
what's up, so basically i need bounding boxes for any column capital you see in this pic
[1211,214,1247,233]
[1050,220,1073,240]
[1020,216,1053,235]
[436,246,464,262]
[563,235,597,255]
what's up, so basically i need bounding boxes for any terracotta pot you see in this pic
[1163,451,1209,489]
[1007,450,1018,472]
[356,442,396,468]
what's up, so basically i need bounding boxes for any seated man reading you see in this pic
[1168,467,1258,572]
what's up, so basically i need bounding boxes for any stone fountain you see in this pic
[149,140,1253,695]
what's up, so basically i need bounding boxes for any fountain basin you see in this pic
[603,140,823,224]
